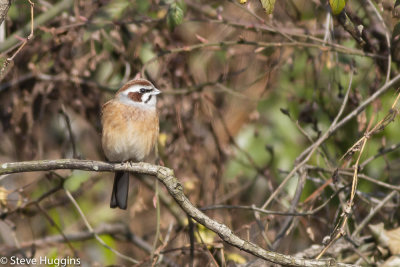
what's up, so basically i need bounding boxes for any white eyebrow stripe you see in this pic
[124,85,153,94]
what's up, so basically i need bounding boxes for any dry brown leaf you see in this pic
[386,227,400,254]
[381,256,400,267]
[369,223,400,255]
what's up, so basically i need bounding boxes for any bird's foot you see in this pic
[156,157,165,166]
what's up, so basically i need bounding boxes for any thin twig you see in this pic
[261,70,354,210]
[35,203,78,256]
[0,0,34,80]
[317,78,400,259]
[365,0,391,84]
[151,180,161,266]
[272,169,307,249]
[352,190,397,237]
[0,0,74,53]
[305,166,400,192]
[64,188,139,264]
[360,142,400,169]
[141,40,382,78]
[60,105,78,159]
[296,71,400,164]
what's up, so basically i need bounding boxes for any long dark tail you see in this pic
[110,171,129,209]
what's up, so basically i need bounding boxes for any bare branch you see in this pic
[0,0,11,26]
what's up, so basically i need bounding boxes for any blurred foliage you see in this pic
[0,0,399,266]
[260,0,276,14]
[167,2,184,31]
[329,0,346,15]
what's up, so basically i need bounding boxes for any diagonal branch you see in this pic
[0,159,356,267]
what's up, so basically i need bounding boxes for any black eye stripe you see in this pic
[140,88,153,93]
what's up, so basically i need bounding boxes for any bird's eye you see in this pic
[140,88,146,93]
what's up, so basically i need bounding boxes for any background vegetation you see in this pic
[0,0,400,266]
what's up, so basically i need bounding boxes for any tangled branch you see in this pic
[0,159,356,267]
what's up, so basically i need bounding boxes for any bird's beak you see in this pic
[152,88,161,95]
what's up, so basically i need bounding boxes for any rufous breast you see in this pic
[101,100,159,162]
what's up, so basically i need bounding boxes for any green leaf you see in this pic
[106,0,131,19]
[260,0,276,15]
[167,2,184,31]
[226,253,247,264]
[329,0,346,15]
[64,171,90,191]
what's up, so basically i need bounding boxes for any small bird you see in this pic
[101,78,161,209]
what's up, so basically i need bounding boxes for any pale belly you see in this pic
[102,130,153,162]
